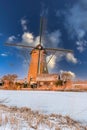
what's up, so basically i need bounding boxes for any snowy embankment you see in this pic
[0,104,86,130]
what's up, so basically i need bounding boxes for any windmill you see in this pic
[5,17,73,85]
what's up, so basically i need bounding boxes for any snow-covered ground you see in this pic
[0,90,87,124]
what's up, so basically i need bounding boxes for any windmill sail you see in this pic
[5,43,35,49]
[37,17,45,74]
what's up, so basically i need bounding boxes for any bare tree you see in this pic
[2,74,18,89]
[2,74,18,82]
[61,71,75,81]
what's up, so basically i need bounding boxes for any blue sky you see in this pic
[0,0,87,80]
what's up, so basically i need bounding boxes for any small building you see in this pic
[36,74,59,86]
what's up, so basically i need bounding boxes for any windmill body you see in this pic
[28,44,48,82]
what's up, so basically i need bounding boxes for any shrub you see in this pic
[55,80,63,86]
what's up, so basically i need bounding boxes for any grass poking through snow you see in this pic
[0,104,86,130]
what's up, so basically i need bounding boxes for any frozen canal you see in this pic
[0,90,87,124]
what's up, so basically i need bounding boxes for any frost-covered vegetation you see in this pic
[0,104,87,130]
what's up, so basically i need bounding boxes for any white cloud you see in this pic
[46,52,65,72]
[69,71,76,78]
[64,1,87,52]
[7,35,16,42]
[77,46,84,53]
[22,32,40,46]
[48,31,61,46]
[21,30,61,48]
[34,36,40,46]
[46,52,77,72]
[76,40,87,52]
[66,53,78,64]
[0,53,8,57]
[46,55,57,69]
[21,18,27,31]
[60,70,76,79]
[22,32,34,44]
[65,4,87,38]
[45,30,61,48]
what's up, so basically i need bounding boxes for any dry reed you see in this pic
[0,104,86,130]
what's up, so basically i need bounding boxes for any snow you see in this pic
[0,90,87,123]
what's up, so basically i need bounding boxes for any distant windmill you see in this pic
[5,17,73,83]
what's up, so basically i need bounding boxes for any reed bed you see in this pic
[0,104,86,130]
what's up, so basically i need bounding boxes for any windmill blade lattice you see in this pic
[5,43,35,49]
[45,47,73,53]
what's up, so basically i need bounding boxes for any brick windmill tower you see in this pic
[28,44,48,82]
[6,17,72,84]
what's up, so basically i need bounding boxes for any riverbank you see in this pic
[1,86,87,92]
[0,104,86,130]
